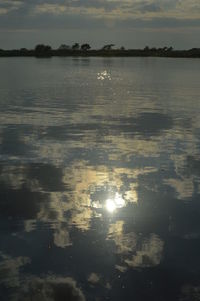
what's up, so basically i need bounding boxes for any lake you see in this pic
[0,57,200,301]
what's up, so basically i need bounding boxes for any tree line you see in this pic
[0,43,200,58]
[34,43,175,53]
[34,43,118,53]
[30,43,177,56]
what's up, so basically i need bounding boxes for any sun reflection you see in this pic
[105,193,125,213]
[97,70,111,80]
[106,199,116,213]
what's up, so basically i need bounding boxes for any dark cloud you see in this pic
[15,276,85,301]
[0,162,67,220]
[0,183,45,219]
[0,253,30,289]
[180,284,200,301]
[186,156,200,177]
[122,112,173,136]
[107,112,173,138]
[0,126,33,156]
[27,163,66,192]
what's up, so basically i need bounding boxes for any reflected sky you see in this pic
[0,57,200,301]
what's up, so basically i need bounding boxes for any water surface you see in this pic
[0,57,200,301]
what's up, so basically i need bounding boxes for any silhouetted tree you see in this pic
[20,48,28,52]
[162,46,168,52]
[144,46,149,51]
[72,43,80,50]
[34,44,52,57]
[35,44,51,52]
[120,46,125,51]
[81,43,91,51]
[102,44,115,51]
[58,44,70,50]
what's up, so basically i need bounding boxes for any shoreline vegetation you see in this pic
[1,43,200,58]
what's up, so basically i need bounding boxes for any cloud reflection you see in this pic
[1,58,200,301]
[0,252,30,288]
[125,234,164,268]
[13,276,85,301]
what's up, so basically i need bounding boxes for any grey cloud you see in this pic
[0,0,200,51]
[0,0,200,33]
[67,0,119,11]
[1,10,200,32]
[0,0,23,13]
[125,0,162,13]
[138,3,162,13]
[0,0,120,13]
[117,17,200,29]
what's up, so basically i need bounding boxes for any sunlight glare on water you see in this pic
[97,70,111,80]
[106,193,125,213]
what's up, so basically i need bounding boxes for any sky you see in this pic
[0,0,200,49]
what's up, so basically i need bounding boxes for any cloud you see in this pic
[125,233,164,268]
[137,2,162,13]
[0,252,30,288]
[22,0,199,21]
[34,0,120,15]
[53,224,72,248]
[1,0,200,25]
[0,162,73,249]
[180,284,200,301]
[115,265,127,273]
[164,177,194,199]
[107,221,137,254]
[164,154,200,200]
[0,0,23,15]
[88,273,100,284]
[34,3,68,15]
[107,221,164,269]
[0,252,85,301]
[13,276,85,301]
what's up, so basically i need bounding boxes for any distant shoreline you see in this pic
[1,49,200,58]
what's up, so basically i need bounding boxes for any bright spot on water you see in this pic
[97,70,111,80]
[106,199,116,213]
[106,193,125,213]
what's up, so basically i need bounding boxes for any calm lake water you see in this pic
[0,57,200,301]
